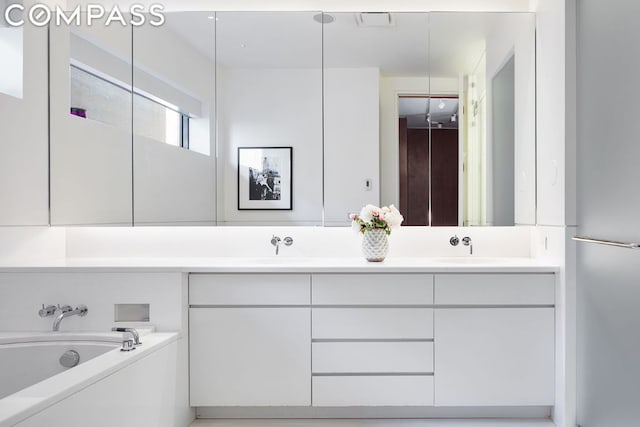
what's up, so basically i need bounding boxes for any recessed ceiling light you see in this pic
[313,13,334,24]
[207,16,214,20]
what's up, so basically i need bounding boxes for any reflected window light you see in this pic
[0,27,23,99]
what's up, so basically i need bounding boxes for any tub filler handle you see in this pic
[38,304,57,317]
[112,327,141,351]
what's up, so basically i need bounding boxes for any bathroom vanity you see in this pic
[188,267,555,411]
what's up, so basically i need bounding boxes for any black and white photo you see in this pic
[238,147,292,210]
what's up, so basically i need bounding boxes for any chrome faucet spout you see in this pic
[112,327,141,346]
[52,305,88,331]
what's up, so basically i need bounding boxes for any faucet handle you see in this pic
[449,235,460,246]
[57,305,72,314]
[112,327,141,345]
[283,236,293,246]
[120,338,136,352]
[270,235,281,246]
[39,304,57,318]
[461,236,473,255]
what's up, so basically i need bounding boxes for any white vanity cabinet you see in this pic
[311,274,435,406]
[433,274,556,406]
[188,271,556,410]
[189,274,311,406]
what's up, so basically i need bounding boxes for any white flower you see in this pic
[359,204,378,224]
[351,219,362,234]
[384,204,404,228]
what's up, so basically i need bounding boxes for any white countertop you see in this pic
[0,256,560,273]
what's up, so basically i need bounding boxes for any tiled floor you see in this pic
[190,420,555,427]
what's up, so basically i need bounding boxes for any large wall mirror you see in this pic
[133,12,216,226]
[46,11,536,227]
[214,12,323,226]
[426,12,536,226]
[50,15,133,225]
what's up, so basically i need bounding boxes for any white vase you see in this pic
[362,229,389,262]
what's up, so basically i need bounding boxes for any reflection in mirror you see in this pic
[49,15,133,225]
[323,12,429,226]
[215,12,323,225]
[429,12,536,226]
[399,96,460,226]
[133,12,216,225]
[0,1,23,99]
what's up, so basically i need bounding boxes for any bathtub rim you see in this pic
[0,331,180,427]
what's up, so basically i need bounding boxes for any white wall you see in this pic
[324,68,379,225]
[0,272,187,332]
[62,225,534,259]
[217,67,323,225]
[0,16,49,226]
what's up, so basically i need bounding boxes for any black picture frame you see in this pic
[237,146,293,210]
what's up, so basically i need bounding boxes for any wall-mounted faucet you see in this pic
[450,235,473,255]
[271,235,293,255]
[52,304,88,331]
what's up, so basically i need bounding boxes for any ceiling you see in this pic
[163,11,531,77]
[399,97,459,129]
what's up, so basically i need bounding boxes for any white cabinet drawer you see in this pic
[313,376,434,406]
[312,274,433,305]
[313,308,433,339]
[189,274,310,305]
[435,274,555,305]
[313,342,433,373]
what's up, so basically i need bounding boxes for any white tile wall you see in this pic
[0,272,187,332]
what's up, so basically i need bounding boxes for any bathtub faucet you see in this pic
[52,304,88,331]
[112,327,141,346]
[112,327,140,351]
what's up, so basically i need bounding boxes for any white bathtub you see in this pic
[0,331,184,427]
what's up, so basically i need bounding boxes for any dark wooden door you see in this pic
[430,128,459,226]
[399,126,458,226]
[405,128,429,226]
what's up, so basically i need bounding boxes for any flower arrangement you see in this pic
[350,204,404,235]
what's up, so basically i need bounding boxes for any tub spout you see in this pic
[52,305,88,331]
[112,327,141,346]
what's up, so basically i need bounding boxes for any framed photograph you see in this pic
[238,146,293,210]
